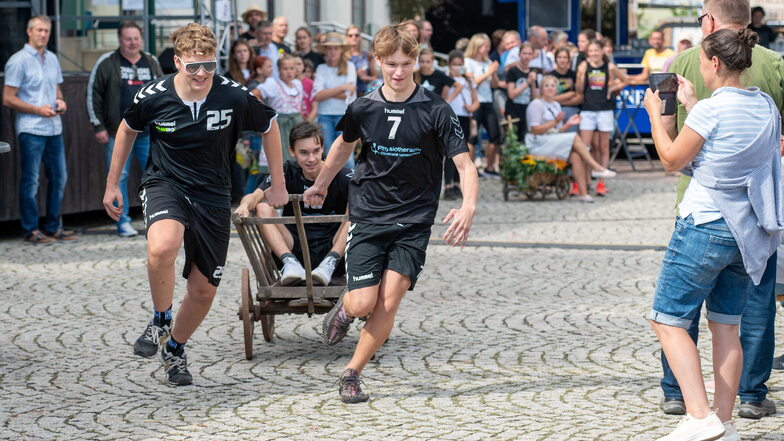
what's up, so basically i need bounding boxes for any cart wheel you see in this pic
[240,268,255,360]
[502,181,509,201]
[260,315,275,342]
[555,175,570,200]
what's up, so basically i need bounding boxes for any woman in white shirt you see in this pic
[464,33,502,177]
[312,32,357,168]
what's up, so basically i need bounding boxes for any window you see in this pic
[352,0,365,30]
[305,0,320,23]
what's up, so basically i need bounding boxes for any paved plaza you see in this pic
[2,168,784,440]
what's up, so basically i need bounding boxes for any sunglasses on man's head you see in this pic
[176,56,218,74]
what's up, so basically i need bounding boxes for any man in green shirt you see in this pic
[659,0,782,420]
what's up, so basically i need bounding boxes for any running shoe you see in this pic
[160,347,193,386]
[570,182,579,196]
[312,254,339,286]
[578,195,594,203]
[133,320,171,358]
[656,412,724,441]
[338,368,369,403]
[596,181,608,196]
[773,353,784,370]
[592,169,617,179]
[280,256,306,286]
[660,397,686,416]
[322,289,354,345]
[117,222,138,238]
[485,170,501,180]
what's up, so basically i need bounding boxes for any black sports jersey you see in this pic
[124,73,277,207]
[337,84,469,224]
[418,70,455,96]
[261,160,351,242]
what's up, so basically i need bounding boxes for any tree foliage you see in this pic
[388,0,436,22]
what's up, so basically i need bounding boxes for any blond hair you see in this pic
[704,0,750,26]
[171,23,217,57]
[371,23,420,60]
[465,33,490,61]
[27,15,51,30]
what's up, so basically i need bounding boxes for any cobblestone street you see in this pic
[2,169,783,440]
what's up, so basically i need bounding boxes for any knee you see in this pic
[188,282,217,304]
[255,202,276,217]
[346,292,376,318]
[147,239,180,264]
[708,320,739,336]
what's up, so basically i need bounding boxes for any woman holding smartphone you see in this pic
[644,28,783,441]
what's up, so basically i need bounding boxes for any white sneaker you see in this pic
[656,411,725,441]
[312,255,339,286]
[280,257,306,286]
[578,195,594,203]
[592,169,617,179]
[717,421,739,441]
[117,222,138,237]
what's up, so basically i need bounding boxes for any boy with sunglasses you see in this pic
[103,23,287,386]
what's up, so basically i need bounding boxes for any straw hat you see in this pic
[241,6,267,23]
[317,32,350,50]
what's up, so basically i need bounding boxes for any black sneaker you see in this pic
[773,353,784,370]
[322,289,354,345]
[133,321,170,358]
[738,399,776,419]
[660,397,686,415]
[159,347,193,386]
[338,369,369,403]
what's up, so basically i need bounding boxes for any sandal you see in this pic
[46,229,78,241]
[24,230,55,245]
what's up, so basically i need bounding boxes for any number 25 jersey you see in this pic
[337,84,468,224]
[123,73,278,207]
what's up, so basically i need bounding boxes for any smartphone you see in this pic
[649,73,678,115]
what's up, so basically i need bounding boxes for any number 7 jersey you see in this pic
[123,73,278,208]
[337,84,469,224]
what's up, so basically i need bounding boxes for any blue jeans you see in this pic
[18,133,67,235]
[318,114,354,169]
[105,135,150,225]
[661,251,777,403]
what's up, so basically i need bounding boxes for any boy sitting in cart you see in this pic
[235,121,352,286]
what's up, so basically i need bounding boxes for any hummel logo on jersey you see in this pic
[149,209,169,220]
[451,115,465,140]
[384,108,405,114]
[352,272,373,282]
[133,80,167,103]
[154,120,176,133]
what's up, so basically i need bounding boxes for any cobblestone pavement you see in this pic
[2,169,784,440]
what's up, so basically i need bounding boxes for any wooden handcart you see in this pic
[232,194,348,360]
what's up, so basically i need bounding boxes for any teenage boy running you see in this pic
[235,121,352,286]
[304,23,479,403]
[103,23,287,386]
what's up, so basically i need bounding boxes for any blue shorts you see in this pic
[649,216,753,328]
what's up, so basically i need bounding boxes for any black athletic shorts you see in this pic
[346,222,431,291]
[140,182,230,287]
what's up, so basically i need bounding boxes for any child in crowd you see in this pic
[444,49,479,200]
[416,48,462,101]
[505,42,536,142]
[576,39,627,196]
[254,54,305,159]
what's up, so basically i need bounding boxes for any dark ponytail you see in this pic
[701,28,759,72]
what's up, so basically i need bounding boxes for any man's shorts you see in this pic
[141,183,230,287]
[579,110,615,132]
[648,216,753,329]
[345,222,431,291]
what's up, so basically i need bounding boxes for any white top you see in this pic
[313,62,357,115]
[526,98,563,130]
[465,58,493,103]
[529,50,555,73]
[680,87,774,224]
[448,76,474,117]
[257,77,304,114]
